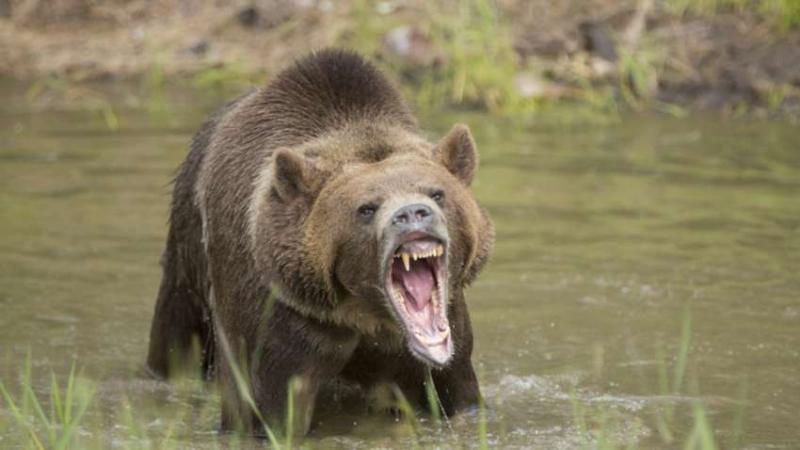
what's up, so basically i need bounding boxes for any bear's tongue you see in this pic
[395,260,434,311]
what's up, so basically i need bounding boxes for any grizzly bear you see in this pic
[146,49,494,436]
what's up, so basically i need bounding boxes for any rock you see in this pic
[235,1,299,30]
[382,26,443,68]
[236,6,259,28]
[384,26,413,56]
[185,40,210,57]
[579,21,618,62]
[590,56,617,78]
[514,72,548,98]
[514,72,572,100]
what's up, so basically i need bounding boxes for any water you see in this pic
[1,82,798,449]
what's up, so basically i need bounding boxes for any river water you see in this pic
[1,83,798,449]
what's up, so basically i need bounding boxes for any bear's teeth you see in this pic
[395,247,443,264]
[410,250,439,260]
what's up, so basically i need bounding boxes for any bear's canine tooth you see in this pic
[401,253,411,271]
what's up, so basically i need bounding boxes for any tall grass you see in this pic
[1,309,738,449]
[25,77,120,130]
[568,308,721,449]
[655,309,717,450]
[345,0,524,114]
[0,355,94,450]
[415,0,522,113]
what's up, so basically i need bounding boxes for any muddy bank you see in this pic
[1,0,799,116]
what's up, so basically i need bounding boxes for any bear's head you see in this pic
[252,123,493,366]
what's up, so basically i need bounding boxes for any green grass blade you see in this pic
[478,394,489,450]
[214,316,281,449]
[50,373,63,425]
[22,352,33,414]
[390,384,420,436]
[55,380,95,450]
[64,363,76,426]
[423,368,442,426]
[694,403,717,450]
[2,379,47,449]
[673,308,692,394]
[22,375,53,445]
[0,380,26,423]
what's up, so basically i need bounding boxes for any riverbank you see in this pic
[1,0,799,118]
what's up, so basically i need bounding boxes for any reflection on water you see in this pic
[1,82,798,448]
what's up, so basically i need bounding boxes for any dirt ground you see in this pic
[1,0,799,116]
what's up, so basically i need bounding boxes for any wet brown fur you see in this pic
[146,49,493,436]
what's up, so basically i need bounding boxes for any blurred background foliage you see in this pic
[1,0,799,118]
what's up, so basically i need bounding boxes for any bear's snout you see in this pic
[390,203,433,229]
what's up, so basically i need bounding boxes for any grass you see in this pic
[0,354,94,450]
[414,0,523,113]
[1,307,738,449]
[14,0,800,122]
[25,77,120,130]
[566,308,726,450]
[343,0,528,114]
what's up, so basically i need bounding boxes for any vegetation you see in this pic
[566,309,726,450]
[0,356,93,450]
[8,0,800,121]
[342,0,523,113]
[0,310,731,449]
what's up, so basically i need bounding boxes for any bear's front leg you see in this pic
[218,302,358,437]
[430,355,481,416]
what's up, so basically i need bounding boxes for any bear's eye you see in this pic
[430,190,446,205]
[357,203,377,220]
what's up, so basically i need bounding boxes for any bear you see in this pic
[145,49,494,436]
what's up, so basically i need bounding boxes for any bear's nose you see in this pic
[392,203,433,228]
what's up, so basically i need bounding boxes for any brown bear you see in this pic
[146,49,494,436]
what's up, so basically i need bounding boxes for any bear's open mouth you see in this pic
[385,234,453,366]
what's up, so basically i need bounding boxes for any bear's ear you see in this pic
[435,124,478,186]
[273,149,312,200]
